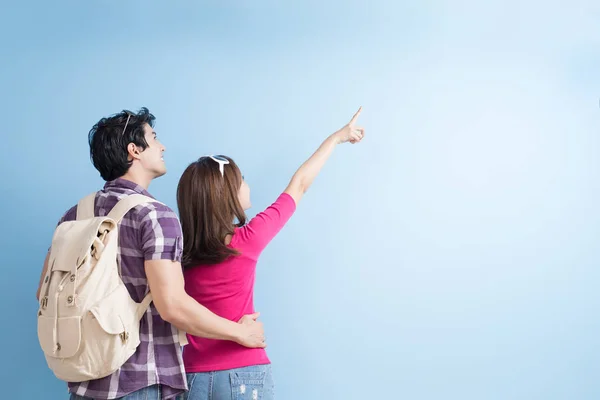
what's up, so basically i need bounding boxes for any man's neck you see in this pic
[120,171,152,190]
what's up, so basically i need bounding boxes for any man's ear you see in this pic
[127,142,142,161]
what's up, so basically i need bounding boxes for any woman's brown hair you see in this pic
[177,155,247,267]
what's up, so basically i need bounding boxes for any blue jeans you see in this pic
[70,384,161,400]
[181,364,274,400]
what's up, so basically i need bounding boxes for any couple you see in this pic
[36,106,365,400]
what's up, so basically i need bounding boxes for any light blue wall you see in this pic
[2,1,599,399]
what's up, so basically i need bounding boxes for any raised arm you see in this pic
[284,107,365,204]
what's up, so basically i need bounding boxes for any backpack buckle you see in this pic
[40,296,48,309]
[119,332,129,343]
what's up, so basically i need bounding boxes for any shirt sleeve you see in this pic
[233,193,297,259]
[138,202,184,262]
[57,205,77,225]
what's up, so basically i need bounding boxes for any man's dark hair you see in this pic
[88,107,156,181]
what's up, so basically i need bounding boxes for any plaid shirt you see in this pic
[59,179,187,400]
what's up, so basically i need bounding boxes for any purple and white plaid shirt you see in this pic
[58,178,187,400]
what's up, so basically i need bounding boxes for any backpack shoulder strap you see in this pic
[134,293,188,345]
[76,192,97,220]
[107,194,164,223]
[136,293,154,320]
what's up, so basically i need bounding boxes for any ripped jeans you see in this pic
[181,364,274,400]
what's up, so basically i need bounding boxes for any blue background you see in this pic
[1,1,599,399]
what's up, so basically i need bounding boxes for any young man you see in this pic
[37,108,266,400]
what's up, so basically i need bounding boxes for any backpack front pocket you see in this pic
[37,315,82,358]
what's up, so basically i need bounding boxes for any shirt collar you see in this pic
[103,178,156,199]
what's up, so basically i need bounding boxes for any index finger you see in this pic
[350,106,363,124]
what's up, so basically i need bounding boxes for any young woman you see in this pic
[176,108,365,400]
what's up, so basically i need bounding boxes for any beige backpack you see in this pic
[37,193,186,382]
